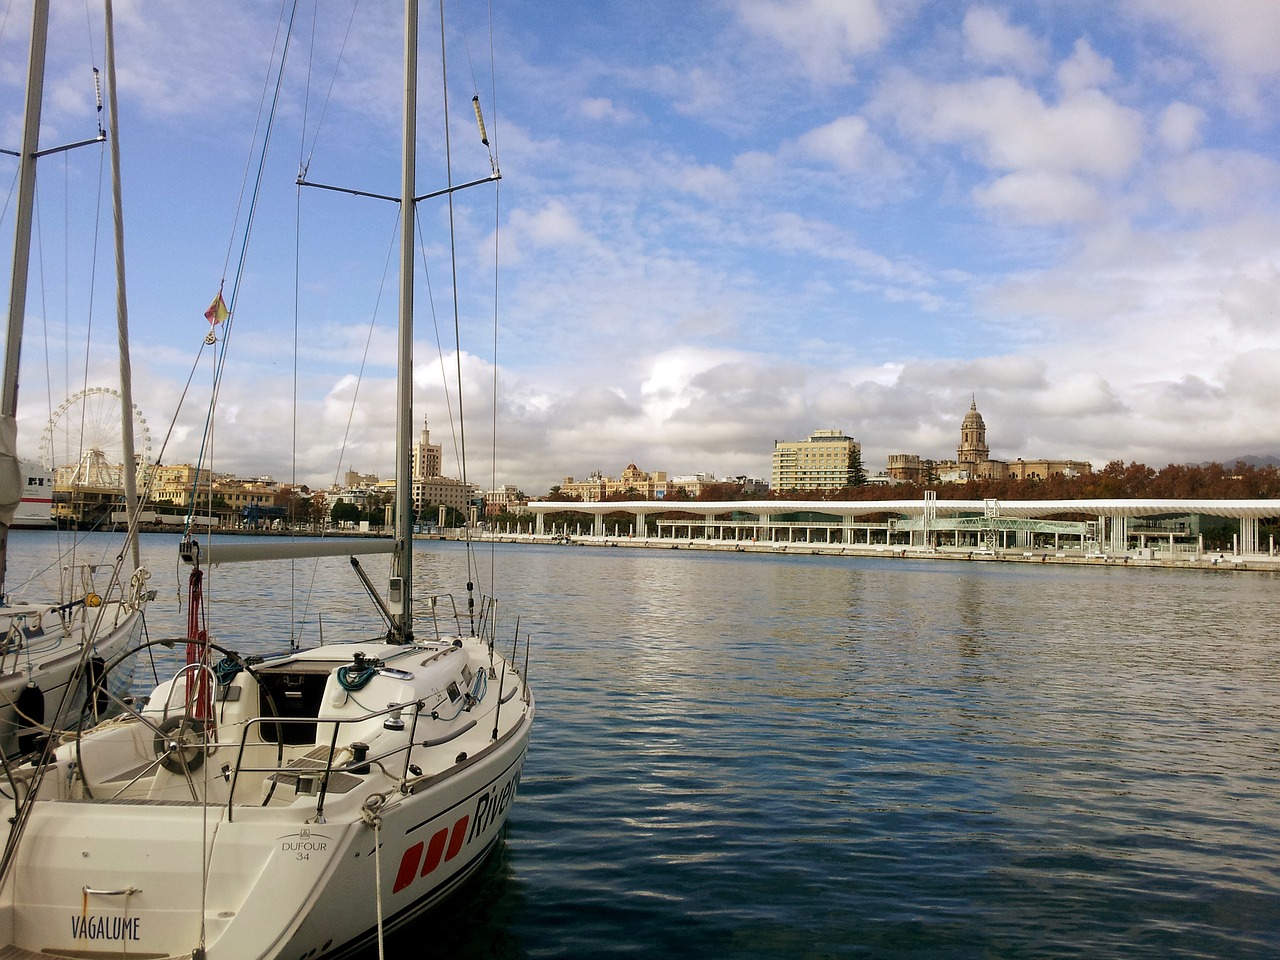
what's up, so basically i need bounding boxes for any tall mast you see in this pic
[0,0,51,598]
[104,0,141,571]
[390,0,419,642]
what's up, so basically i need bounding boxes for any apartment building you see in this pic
[771,430,861,492]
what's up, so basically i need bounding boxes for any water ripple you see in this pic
[21,534,1276,959]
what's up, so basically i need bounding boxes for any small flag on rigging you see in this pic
[204,292,229,326]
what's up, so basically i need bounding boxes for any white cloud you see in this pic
[962,7,1046,74]
[579,97,636,124]
[1218,262,1280,333]
[1129,0,1280,78]
[973,171,1104,224]
[640,347,749,421]
[791,114,904,183]
[505,200,595,259]
[1026,373,1127,418]
[1156,101,1205,153]
[901,356,1047,394]
[1056,38,1116,94]
[884,75,1143,180]
[673,161,738,202]
[658,65,738,119]
[795,114,873,169]
[1156,150,1280,216]
[1129,0,1280,113]
[735,0,891,84]
[108,3,309,122]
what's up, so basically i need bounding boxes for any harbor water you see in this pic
[8,530,1279,958]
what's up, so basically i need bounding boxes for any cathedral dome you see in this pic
[957,396,991,470]
[962,399,985,431]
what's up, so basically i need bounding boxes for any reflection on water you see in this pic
[8,532,1280,958]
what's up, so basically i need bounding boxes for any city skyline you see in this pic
[4,2,1279,496]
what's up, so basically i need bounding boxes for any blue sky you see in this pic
[3,0,1279,495]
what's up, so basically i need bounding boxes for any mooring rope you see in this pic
[373,818,384,960]
[361,794,388,960]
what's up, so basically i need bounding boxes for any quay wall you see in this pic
[444,532,1280,573]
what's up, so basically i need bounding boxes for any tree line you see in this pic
[787,459,1280,503]
[539,460,1280,505]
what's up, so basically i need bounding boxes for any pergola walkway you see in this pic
[522,496,1280,556]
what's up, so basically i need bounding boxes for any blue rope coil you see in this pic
[337,664,378,691]
[213,656,244,685]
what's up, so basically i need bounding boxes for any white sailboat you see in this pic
[0,0,151,758]
[0,1,534,957]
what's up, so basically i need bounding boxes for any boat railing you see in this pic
[58,562,112,607]
[415,593,504,651]
[224,697,465,822]
[412,593,506,660]
[157,660,219,716]
[417,594,463,640]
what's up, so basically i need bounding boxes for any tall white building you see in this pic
[412,419,442,481]
[410,419,473,521]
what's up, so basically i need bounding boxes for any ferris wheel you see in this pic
[38,387,153,487]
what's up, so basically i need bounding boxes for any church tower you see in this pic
[411,417,442,481]
[956,397,989,472]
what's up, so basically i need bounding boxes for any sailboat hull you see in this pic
[0,600,144,756]
[0,636,533,960]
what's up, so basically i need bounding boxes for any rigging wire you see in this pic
[1,167,19,226]
[287,0,398,646]
[280,0,395,648]
[211,0,293,292]
[32,185,55,551]
[414,212,459,487]
[434,0,479,619]
[287,0,360,648]
[25,39,112,574]
[291,1,318,647]
[186,0,299,533]
[289,1,322,647]
[452,0,504,602]
[298,219,401,649]
[395,0,503,613]
[482,0,501,603]
[441,1,467,495]
[330,222,402,494]
[78,0,99,81]
[398,2,485,542]
[0,0,14,47]
[298,0,361,180]
[71,141,109,540]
